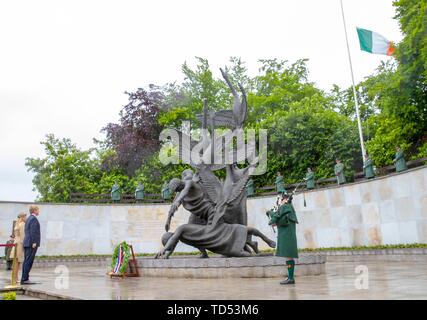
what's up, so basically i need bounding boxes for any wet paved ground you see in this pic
[1,261,427,300]
[16,295,41,300]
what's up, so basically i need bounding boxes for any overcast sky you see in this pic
[0,0,402,202]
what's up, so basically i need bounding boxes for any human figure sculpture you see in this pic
[304,168,315,190]
[135,182,145,201]
[156,68,276,259]
[275,172,286,194]
[334,159,346,185]
[111,182,121,201]
[246,178,254,197]
[157,225,275,259]
[157,163,276,259]
[161,182,171,201]
[363,154,375,179]
[393,146,407,172]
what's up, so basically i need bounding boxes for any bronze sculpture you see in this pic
[156,68,275,258]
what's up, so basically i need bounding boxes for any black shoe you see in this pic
[20,280,37,285]
[280,278,295,285]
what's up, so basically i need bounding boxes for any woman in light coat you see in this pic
[10,212,26,284]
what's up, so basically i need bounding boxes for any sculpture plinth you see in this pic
[141,253,326,278]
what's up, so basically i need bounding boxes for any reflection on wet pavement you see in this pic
[1,261,426,300]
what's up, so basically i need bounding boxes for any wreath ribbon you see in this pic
[111,241,131,275]
[113,245,123,274]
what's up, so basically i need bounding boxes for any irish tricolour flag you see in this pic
[356,27,395,56]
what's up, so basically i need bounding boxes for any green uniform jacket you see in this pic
[246,179,254,197]
[269,204,299,258]
[334,163,346,185]
[275,175,286,194]
[305,172,315,189]
[394,151,407,172]
[363,159,375,179]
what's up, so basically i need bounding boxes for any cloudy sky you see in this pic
[0,0,401,202]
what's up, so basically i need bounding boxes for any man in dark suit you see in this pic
[21,205,41,285]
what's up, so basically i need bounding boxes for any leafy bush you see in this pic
[2,292,17,300]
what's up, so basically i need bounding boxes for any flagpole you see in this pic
[340,0,366,160]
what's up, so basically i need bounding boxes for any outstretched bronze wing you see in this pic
[197,163,222,203]
[195,109,235,129]
[210,164,251,227]
[226,166,251,205]
[213,110,234,128]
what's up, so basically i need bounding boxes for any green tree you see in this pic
[131,155,190,194]
[330,0,427,165]
[96,170,131,195]
[25,134,102,202]
[247,59,321,124]
[257,96,360,186]
[393,0,427,126]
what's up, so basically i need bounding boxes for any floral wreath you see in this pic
[111,241,131,275]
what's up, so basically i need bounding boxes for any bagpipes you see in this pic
[265,195,281,233]
[288,179,307,207]
[265,178,307,232]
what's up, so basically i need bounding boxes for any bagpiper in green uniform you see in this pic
[275,172,287,194]
[304,167,315,190]
[111,182,121,202]
[268,194,299,285]
[161,182,172,201]
[246,178,255,197]
[135,182,145,201]
[363,154,375,179]
[334,159,346,185]
[393,146,407,173]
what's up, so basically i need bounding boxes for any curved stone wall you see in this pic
[251,166,427,251]
[0,166,426,256]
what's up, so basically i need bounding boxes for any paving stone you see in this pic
[2,260,423,300]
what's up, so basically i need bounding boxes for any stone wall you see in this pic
[251,166,427,250]
[0,166,426,256]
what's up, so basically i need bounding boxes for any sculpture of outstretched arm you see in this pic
[165,181,192,232]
